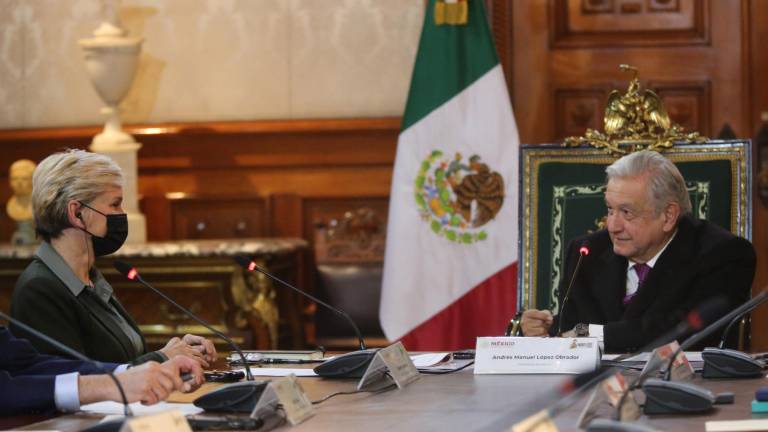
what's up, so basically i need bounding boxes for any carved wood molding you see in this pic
[0,117,402,172]
[550,0,710,48]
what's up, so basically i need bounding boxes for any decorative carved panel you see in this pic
[554,88,609,140]
[302,197,389,248]
[648,80,711,136]
[552,0,709,47]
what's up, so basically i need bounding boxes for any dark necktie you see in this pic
[623,263,650,305]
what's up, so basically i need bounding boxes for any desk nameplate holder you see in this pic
[120,409,191,432]
[510,409,560,432]
[357,342,420,391]
[475,337,600,374]
[640,341,694,381]
[577,371,641,428]
[251,374,314,426]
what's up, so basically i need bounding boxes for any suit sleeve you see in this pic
[11,274,88,356]
[603,236,756,351]
[0,327,118,415]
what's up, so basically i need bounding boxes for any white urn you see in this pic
[79,21,142,151]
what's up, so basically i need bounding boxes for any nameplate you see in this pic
[510,409,560,432]
[120,409,191,432]
[358,341,420,390]
[640,341,694,381]
[474,337,600,374]
[251,374,314,426]
[577,371,640,428]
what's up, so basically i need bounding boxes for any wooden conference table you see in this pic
[8,362,768,432]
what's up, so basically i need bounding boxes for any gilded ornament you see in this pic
[564,65,707,155]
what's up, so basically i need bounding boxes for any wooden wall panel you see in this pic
[554,87,610,138]
[552,0,708,47]
[650,80,712,136]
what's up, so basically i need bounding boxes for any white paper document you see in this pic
[235,367,319,377]
[80,401,202,416]
[410,353,450,367]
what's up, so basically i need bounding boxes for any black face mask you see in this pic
[78,201,129,256]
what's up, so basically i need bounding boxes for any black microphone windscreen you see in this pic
[233,255,252,268]
[688,296,729,330]
[113,260,133,276]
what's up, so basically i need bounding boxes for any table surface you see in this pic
[9,364,768,432]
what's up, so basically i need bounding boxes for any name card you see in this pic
[640,341,694,381]
[474,337,600,374]
[251,374,314,426]
[358,342,420,390]
[120,409,191,432]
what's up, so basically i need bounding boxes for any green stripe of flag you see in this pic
[401,0,500,132]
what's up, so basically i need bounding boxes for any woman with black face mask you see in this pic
[9,149,217,367]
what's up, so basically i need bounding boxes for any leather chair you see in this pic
[313,208,389,350]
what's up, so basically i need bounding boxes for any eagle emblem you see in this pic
[414,150,504,244]
[564,64,706,155]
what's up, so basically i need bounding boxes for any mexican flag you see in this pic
[380,0,520,351]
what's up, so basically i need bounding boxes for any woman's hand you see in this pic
[160,336,211,368]
[181,333,218,364]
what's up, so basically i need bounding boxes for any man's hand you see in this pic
[521,309,553,336]
[181,334,218,364]
[79,355,204,406]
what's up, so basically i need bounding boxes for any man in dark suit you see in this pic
[0,326,203,416]
[521,150,756,352]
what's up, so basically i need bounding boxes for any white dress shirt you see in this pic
[54,364,130,412]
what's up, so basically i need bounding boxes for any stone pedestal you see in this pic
[97,144,146,244]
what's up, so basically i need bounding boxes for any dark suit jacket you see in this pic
[0,326,117,415]
[553,216,756,352]
[11,259,165,365]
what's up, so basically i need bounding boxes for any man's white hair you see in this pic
[605,150,692,215]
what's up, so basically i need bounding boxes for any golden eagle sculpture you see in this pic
[564,65,706,155]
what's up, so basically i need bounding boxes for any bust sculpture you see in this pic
[7,159,36,245]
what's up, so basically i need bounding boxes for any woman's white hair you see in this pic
[605,150,692,215]
[32,149,123,240]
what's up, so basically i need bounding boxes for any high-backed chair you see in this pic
[313,207,389,350]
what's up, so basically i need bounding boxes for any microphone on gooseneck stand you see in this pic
[605,296,731,425]
[556,242,590,336]
[234,255,376,378]
[673,289,768,379]
[0,311,132,432]
[113,260,268,413]
[511,296,729,432]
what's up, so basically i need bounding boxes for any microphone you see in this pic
[691,289,768,379]
[234,255,366,351]
[0,311,132,431]
[611,296,729,419]
[717,290,768,349]
[556,242,589,336]
[113,260,268,413]
[234,255,376,379]
[661,290,768,380]
[513,296,728,432]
